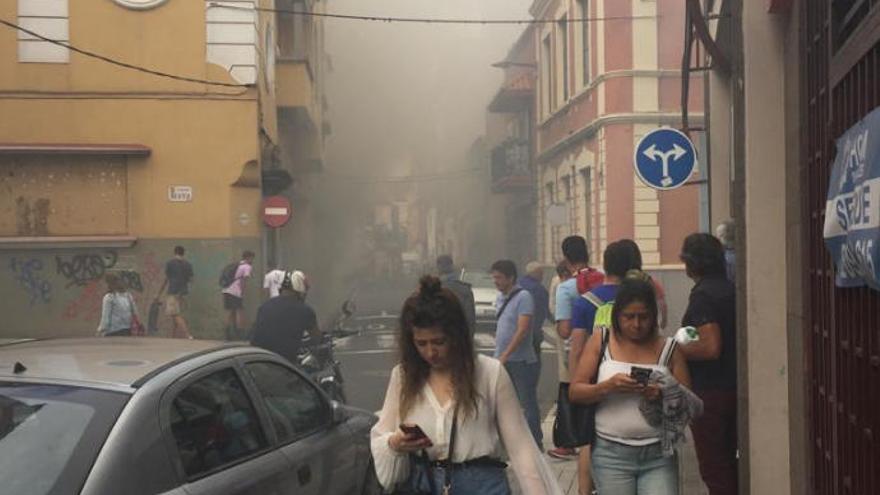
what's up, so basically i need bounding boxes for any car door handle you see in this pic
[297,465,312,486]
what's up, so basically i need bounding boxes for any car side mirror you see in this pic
[331,400,347,424]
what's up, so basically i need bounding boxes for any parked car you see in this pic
[461,270,499,330]
[0,338,380,495]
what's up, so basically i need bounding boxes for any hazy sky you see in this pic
[325,0,532,177]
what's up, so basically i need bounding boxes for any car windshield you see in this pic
[0,383,128,495]
[461,271,495,289]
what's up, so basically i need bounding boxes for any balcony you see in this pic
[488,72,534,113]
[276,59,319,130]
[491,140,532,192]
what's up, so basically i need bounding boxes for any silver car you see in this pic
[461,270,499,329]
[0,338,380,495]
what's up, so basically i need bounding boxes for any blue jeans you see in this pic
[410,463,510,494]
[591,436,678,495]
[504,360,542,447]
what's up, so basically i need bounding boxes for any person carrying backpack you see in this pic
[565,240,637,495]
[220,250,255,340]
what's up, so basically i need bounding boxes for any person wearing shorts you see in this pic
[221,251,255,340]
[157,245,194,339]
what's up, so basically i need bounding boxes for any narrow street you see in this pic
[333,279,559,417]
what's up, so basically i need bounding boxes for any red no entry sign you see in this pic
[262,196,292,228]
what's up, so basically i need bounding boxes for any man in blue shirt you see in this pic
[570,241,634,372]
[491,259,541,447]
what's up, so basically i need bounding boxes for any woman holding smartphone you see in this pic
[371,276,562,495]
[569,278,692,494]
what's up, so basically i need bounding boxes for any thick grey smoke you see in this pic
[312,0,531,318]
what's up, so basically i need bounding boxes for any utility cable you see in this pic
[0,18,249,89]
[209,2,656,25]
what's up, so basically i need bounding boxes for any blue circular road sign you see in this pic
[633,128,698,190]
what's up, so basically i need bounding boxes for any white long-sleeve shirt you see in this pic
[98,292,139,335]
[370,354,563,494]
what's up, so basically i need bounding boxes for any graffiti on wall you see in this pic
[56,251,119,288]
[62,280,104,322]
[118,270,143,292]
[8,257,52,305]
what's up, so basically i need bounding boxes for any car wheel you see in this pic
[361,459,382,495]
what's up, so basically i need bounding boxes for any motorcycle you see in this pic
[297,298,356,403]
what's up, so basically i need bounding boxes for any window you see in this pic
[0,156,128,237]
[832,0,878,49]
[577,0,590,86]
[265,26,276,91]
[581,168,593,242]
[0,383,127,495]
[556,17,569,104]
[541,35,553,117]
[17,0,69,63]
[169,368,268,478]
[245,362,329,443]
[277,0,309,60]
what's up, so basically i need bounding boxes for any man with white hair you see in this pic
[715,220,736,283]
[519,261,549,364]
[250,270,321,364]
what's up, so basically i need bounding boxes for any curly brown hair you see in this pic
[397,275,479,419]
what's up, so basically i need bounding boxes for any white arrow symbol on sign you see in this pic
[643,143,688,186]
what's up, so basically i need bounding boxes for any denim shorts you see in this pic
[591,436,678,495]
[409,462,510,495]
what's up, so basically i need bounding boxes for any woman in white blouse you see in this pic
[371,276,562,495]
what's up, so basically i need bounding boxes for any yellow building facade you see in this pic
[0,0,325,338]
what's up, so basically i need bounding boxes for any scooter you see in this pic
[298,298,355,403]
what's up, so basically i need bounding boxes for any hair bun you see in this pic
[418,275,444,299]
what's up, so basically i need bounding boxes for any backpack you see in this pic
[583,290,614,330]
[576,267,605,294]
[219,262,239,288]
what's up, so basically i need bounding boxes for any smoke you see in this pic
[311,0,532,318]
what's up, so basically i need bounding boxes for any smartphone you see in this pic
[400,424,433,446]
[630,366,652,385]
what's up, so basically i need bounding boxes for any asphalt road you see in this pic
[331,278,560,417]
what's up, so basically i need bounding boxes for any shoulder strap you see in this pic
[583,291,604,308]
[448,407,458,461]
[658,337,677,367]
[127,293,136,317]
[440,407,459,492]
[108,293,115,326]
[495,288,523,319]
[590,327,611,385]
[600,326,611,361]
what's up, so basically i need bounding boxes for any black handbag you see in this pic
[393,409,459,495]
[552,327,609,448]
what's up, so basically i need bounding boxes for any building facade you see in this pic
[530,0,705,267]
[486,26,539,268]
[0,0,328,338]
[692,0,880,493]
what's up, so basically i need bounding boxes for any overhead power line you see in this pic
[209,2,656,25]
[0,18,248,89]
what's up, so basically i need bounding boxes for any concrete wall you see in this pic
[740,2,805,493]
[0,238,261,339]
